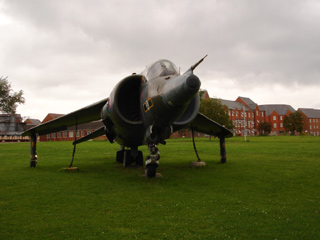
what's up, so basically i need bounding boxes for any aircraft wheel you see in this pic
[116,151,124,163]
[123,150,131,168]
[30,160,36,168]
[145,164,157,178]
[136,151,143,166]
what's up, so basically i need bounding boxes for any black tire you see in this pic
[116,151,124,163]
[146,164,157,178]
[136,151,143,166]
[123,150,132,168]
[30,160,36,168]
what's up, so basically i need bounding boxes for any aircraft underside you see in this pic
[116,144,160,178]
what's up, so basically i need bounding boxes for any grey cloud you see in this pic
[1,0,320,119]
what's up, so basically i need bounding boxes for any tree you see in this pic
[283,112,304,135]
[199,95,234,130]
[0,77,25,114]
[257,121,272,136]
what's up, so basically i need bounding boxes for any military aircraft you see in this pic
[22,56,232,178]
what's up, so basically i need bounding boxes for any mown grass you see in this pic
[1,136,320,239]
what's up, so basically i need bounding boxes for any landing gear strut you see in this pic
[145,143,160,178]
[30,133,37,167]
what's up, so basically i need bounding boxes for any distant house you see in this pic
[220,97,296,135]
[219,97,266,136]
[236,97,266,131]
[199,90,210,100]
[0,114,27,142]
[200,92,298,136]
[259,105,295,135]
[298,108,320,136]
[24,118,41,130]
[39,113,106,142]
[221,99,255,135]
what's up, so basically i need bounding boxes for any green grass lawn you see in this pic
[1,136,320,239]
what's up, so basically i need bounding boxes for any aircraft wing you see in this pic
[22,98,108,136]
[190,113,233,138]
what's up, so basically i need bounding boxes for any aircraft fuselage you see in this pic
[101,59,201,147]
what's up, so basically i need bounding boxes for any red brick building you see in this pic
[298,108,320,136]
[221,99,256,135]
[258,105,295,135]
[220,96,295,136]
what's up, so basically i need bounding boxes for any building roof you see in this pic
[298,108,320,118]
[25,118,41,125]
[238,97,257,109]
[46,113,65,119]
[221,99,248,111]
[42,113,65,124]
[259,104,296,116]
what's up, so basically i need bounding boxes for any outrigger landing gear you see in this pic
[145,143,160,178]
[30,133,37,168]
[116,146,143,167]
[219,136,227,164]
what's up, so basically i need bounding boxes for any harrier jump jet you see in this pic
[22,56,232,178]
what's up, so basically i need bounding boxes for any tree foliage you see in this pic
[257,121,272,135]
[199,95,234,130]
[0,77,25,114]
[283,111,304,135]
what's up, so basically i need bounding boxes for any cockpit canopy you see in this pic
[142,60,179,81]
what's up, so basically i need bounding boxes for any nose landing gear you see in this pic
[145,143,160,178]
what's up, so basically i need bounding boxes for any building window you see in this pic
[310,119,312,123]
[69,131,74,138]
[262,112,264,117]
[63,131,68,138]
[280,116,283,120]
[273,116,276,121]
[256,111,258,116]
[57,132,61,138]
[52,133,56,138]
[273,123,277,128]
[280,123,283,128]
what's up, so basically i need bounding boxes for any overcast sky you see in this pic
[1,0,320,120]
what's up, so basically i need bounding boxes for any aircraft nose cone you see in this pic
[186,75,200,90]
